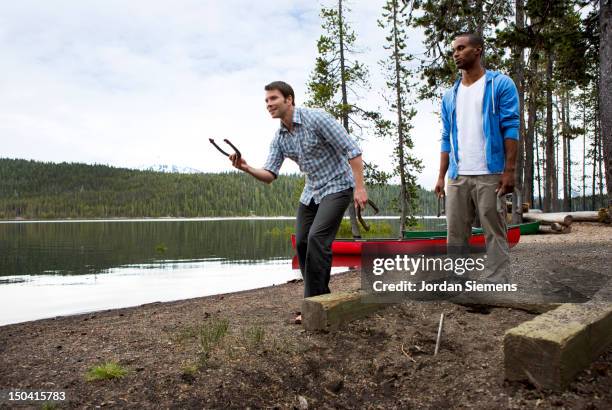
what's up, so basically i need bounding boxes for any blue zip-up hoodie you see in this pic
[441,70,520,179]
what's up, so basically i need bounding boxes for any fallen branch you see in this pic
[400,344,416,362]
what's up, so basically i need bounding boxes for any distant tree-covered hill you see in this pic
[0,158,438,219]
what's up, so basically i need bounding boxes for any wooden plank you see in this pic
[504,303,612,390]
[301,291,387,331]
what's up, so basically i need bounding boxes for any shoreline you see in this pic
[1,223,610,408]
[0,215,416,223]
[0,215,412,224]
[0,270,314,328]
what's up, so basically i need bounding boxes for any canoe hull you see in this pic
[291,227,520,256]
[403,221,540,239]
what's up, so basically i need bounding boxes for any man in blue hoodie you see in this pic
[434,33,519,283]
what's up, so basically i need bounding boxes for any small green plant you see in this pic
[174,324,200,343]
[41,403,58,410]
[336,220,394,238]
[155,243,167,253]
[181,362,199,375]
[85,361,128,381]
[197,318,229,366]
[264,226,294,237]
[243,326,265,349]
[264,227,282,236]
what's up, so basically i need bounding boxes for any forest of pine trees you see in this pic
[305,0,610,214]
[3,1,610,218]
[0,158,441,219]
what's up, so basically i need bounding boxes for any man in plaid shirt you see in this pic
[230,81,367,319]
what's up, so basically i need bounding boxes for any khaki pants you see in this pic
[446,175,509,277]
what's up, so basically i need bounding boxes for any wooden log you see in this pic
[301,291,386,331]
[539,224,572,234]
[560,210,609,222]
[550,222,571,233]
[550,222,563,232]
[523,212,573,226]
[598,208,611,223]
[504,303,612,390]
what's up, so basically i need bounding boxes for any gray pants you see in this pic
[446,175,509,277]
[295,188,352,297]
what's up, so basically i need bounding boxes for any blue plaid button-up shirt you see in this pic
[263,107,362,205]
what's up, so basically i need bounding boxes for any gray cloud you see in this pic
[1,0,441,187]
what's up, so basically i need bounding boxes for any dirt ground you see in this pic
[0,223,611,409]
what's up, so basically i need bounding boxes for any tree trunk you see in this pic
[338,0,349,132]
[544,51,555,212]
[592,115,597,210]
[566,95,572,211]
[562,90,570,211]
[599,115,604,200]
[338,0,360,238]
[512,0,525,223]
[536,124,543,209]
[600,0,612,209]
[582,92,586,211]
[555,123,559,211]
[524,51,537,207]
[391,0,408,232]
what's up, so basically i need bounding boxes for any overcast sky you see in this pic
[1,0,443,188]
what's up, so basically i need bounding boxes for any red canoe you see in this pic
[291,227,520,256]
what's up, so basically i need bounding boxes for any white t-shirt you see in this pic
[456,75,490,175]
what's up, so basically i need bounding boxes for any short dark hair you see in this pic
[455,32,485,57]
[264,81,295,106]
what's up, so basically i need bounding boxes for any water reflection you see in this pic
[0,259,306,326]
[0,218,445,325]
[0,219,297,277]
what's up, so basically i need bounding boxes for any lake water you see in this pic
[0,217,445,326]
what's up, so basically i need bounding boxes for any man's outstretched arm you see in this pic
[230,153,276,184]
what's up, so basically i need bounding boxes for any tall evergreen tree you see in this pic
[306,0,388,237]
[0,158,443,219]
[306,0,385,153]
[411,0,513,100]
[511,0,527,221]
[503,0,590,210]
[600,0,612,209]
[378,0,423,231]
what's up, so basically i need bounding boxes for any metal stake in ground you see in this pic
[434,313,445,356]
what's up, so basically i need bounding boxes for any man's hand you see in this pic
[354,186,368,210]
[434,177,445,198]
[435,153,449,198]
[229,153,249,172]
[499,139,518,195]
[497,170,515,195]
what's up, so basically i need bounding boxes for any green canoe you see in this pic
[403,220,540,239]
